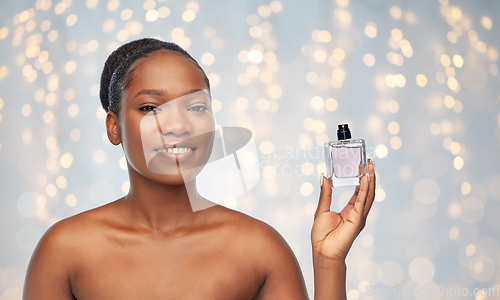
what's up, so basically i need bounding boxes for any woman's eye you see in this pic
[189,105,208,112]
[139,105,158,112]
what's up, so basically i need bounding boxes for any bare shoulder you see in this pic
[213,205,289,250]
[213,206,309,299]
[32,200,121,266]
[23,200,120,299]
[44,199,118,239]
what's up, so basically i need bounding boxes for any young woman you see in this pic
[23,38,376,299]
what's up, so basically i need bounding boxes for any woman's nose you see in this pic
[154,104,192,137]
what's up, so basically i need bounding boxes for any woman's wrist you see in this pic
[312,252,347,300]
[312,251,347,270]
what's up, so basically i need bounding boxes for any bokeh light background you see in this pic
[1,0,500,299]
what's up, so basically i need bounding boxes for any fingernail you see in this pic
[319,172,324,187]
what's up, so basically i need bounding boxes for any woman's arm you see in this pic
[23,220,76,300]
[251,222,309,300]
[311,159,376,300]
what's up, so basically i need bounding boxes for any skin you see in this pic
[23,50,376,300]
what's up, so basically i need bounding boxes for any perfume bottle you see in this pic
[324,124,367,188]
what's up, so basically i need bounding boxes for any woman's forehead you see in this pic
[125,53,207,94]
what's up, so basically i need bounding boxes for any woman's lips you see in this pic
[152,147,197,162]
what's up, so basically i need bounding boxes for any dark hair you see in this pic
[99,38,211,116]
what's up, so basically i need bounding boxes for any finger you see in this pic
[340,175,369,242]
[348,175,369,226]
[363,159,376,221]
[314,173,332,219]
[340,185,359,219]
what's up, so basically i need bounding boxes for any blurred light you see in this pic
[300,182,313,196]
[334,8,351,23]
[447,32,457,43]
[212,99,222,112]
[68,104,79,117]
[430,123,441,136]
[107,0,119,11]
[449,227,459,240]
[117,29,129,41]
[364,22,377,38]
[65,61,77,73]
[70,129,81,142]
[409,258,435,283]
[22,104,32,117]
[436,72,446,84]
[375,144,388,158]
[306,71,319,84]
[461,182,471,195]
[121,181,130,193]
[312,120,326,133]
[363,54,375,66]
[201,53,214,66]
[22,128,32,145]
[66,14,77,26]
[60,153,73,168]
[40,20,50,32]
[444,95,455,108]
[66,194,77,207]
[269,1,283,13]
[391,29,403,41]
[146,10,159,22]
[390,6,402,19]
[43,111,54,123]
[388,122,400,135]
[56,176,67,189]
[46,183,57,197]
[416,74,427,87]
[102,19,115,32]
[248,49,264,63]
[258,5,272,18]
[120,8,133,20]
[440,54,451,67]
[203,26,216,38]
[388,100,399,113]
[119,156,128,170]
[87,0,99,9]
[453,156,464,170]
[249,26,263,38]
[0,27,8,39]
[311,96,324,109]
[481,16,492,29]
[313,49,327,63]
[390,136,402,149]
[325,98,338,111]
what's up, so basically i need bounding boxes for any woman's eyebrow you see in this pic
[133,88,205,100]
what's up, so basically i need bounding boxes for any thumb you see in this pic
[314,173,332,219]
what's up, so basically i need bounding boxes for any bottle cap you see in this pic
[337,124,351,140]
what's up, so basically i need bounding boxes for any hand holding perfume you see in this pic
[324,124,367,188]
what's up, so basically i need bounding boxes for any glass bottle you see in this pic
[324,124,367,188]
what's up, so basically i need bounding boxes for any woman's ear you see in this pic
[106,111,121,146]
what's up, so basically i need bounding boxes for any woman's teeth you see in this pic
[155,147,194,154]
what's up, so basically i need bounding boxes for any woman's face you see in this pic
[115,50,214,185]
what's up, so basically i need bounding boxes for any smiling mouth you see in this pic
[153,147,197,154]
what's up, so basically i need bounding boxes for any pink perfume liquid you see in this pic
[330,146,363,178]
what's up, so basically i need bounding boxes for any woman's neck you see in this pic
[119,167,217,234]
